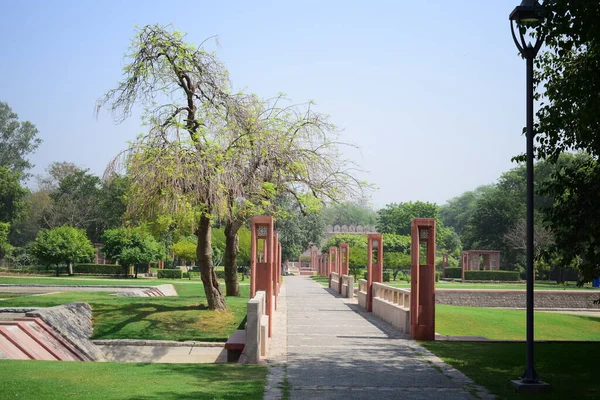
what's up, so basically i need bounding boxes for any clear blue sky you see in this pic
[1,0,527,208]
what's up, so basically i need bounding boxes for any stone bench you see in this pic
[224,330,245,362]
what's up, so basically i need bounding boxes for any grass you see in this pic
[436,305,600,340]
[309,276,329,286]
[0,281,250,342]
[0,360,266,400]
[422,342,599,399]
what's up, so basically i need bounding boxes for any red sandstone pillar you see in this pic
[339,243,349,294]
[367,234,383,312]
[410,218,436,341]
[251,216,275,337]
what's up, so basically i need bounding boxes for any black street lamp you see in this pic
[509,0,550,392]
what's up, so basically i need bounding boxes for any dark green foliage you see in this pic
[444,267,462,279]
[0,166,27,224]
[435,272,440,282]
[464,270,520,282]
[383,270,391,282]
[377,201,439,236]
[73,263,125,275]
[0,101,41,176]
[101,227,164,278]
[540,155,600,282]
[275,194,326,261]
[31,226,95,275]
[157,269,183,279]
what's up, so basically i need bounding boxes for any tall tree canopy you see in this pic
[98,25,237,310]
[0,101,42,177]
[531,1,600,282]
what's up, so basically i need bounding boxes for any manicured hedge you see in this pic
[73,264,125,275]
[464,270,520,281]
[444,267,462,279]
[158,269,183,279]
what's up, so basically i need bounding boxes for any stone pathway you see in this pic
[268,276,491,400]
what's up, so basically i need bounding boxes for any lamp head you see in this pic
[510,0,543,25]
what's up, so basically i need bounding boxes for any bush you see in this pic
[215,270,226,280]
[383,270,391,282]
[73,263,125,275]
[464,270,520,281]
[436,271,440,282]
[158,269,183,279]
[362,271,391,282]
[444,267,462,279]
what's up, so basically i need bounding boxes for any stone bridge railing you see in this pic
[372,283,411,334]
[357,279,368,309]
[341,275,354,298]
[330,272,340,293]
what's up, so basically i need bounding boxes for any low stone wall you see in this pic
[372,283,410,334]
[245,291,266,364]
[341,275,354,299]
[436,290,600,309]
[329,272,340,293]
[357,279,368,309]
[26,302,106,361]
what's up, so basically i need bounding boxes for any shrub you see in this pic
[215,270,226,280]
[436,271,440,282]
[363,271,391,282]
[73,263,125,275]
[464,270,520,281]
[383,270,391,282]
[444,267,462,279]
[158,269,183,279]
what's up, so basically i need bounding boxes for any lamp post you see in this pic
[509,0,550,392]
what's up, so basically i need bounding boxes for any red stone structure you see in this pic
[274,232,281,309]
[339,243,350,294]
[366,233,383,312]
[328,247,339,285]
[461,250,500,281]
[251,216,275,337]
[410,218,436,341]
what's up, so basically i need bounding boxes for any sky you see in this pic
[0,0,528,209]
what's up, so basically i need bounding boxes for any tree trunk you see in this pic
[196,215,227,310]
[56,264,60,277]
[224,220,241,296]
[68,262,73,276]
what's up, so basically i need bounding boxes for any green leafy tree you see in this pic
[101,227,163,278]
[377,201,439,236]
[172,237,197,265]
[0,101,42,177]
[275,194,326,262]
[32,226,95,276]
[0,222,12,261]
[530,1,600,283]
[0,166,28,225]
[323,201,377,226]
[97,25,253,310]
[440,186,495,237]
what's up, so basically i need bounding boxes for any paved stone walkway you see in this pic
[269,276,491,400]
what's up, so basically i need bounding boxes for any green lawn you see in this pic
[0,282,250,342]
[310,276,329,286]
[436,305,600,340]
[422,342,599,400]
[0,360,266,400]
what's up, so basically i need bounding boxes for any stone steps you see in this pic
[0,317,86,361]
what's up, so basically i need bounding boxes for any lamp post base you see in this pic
[510,379,551,394]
